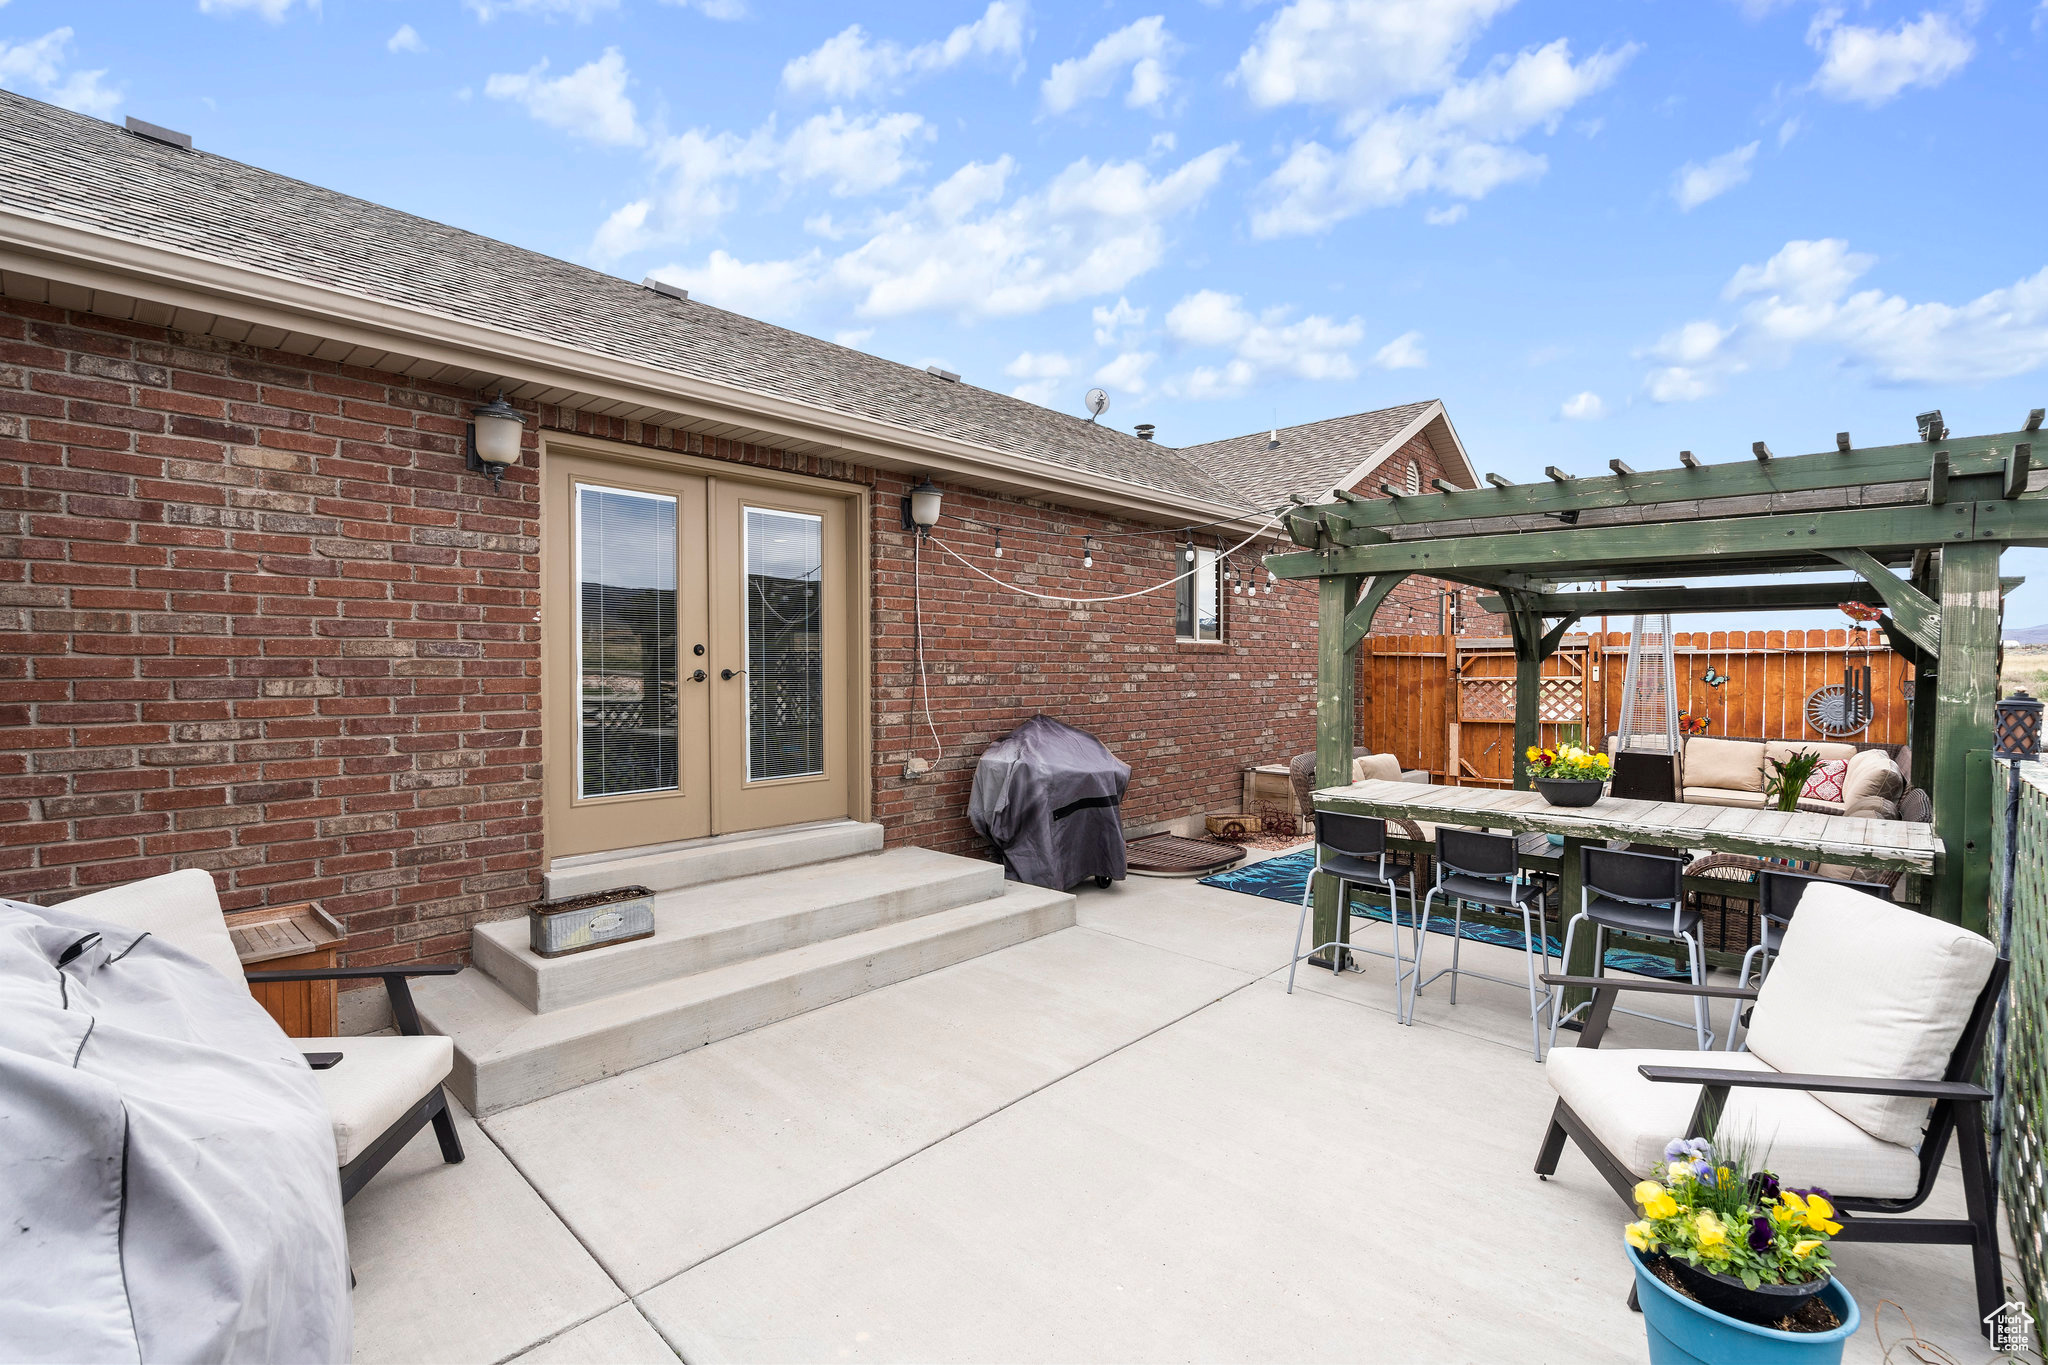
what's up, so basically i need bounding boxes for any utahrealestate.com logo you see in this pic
[1984,1299,2035,1354]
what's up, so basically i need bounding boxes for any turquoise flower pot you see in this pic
[1629,1246,1859,1365]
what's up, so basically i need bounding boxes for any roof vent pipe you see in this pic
[1135,424,1155,441]
[641,276,688,301]
[926,365,961,382]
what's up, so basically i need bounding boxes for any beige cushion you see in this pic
[1546,1046,1922,1199]
[302,1034,455,1165]
[1747,884,1996,1147]
[1352,753,1402,783]
[1840,750,1905,815]
[1764,740,1858,769]
[1681,786,1768,809]
[61,868,245,984]
[1683,738,1765,792]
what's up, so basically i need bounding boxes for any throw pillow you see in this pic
[1801,759,1849,804]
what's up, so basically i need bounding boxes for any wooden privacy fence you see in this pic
[1362,628,1910,787]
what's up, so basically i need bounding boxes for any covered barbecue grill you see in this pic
[969,715,1130,890]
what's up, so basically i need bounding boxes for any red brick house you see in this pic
[0,93,1480,1001]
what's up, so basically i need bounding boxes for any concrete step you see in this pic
[478,847,1007,1013]
[417,883,1077,1116]
[542,820,883,901]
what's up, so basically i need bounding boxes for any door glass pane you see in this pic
[744,507,824,781]
[1195,548,1219,640]
[576,484,678,798]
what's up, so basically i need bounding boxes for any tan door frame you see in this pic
[538,430,872,861]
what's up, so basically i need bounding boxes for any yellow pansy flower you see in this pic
[1792,1239,1824,1258]
[1802,1193,1834,1224]
[1633,1180,1664,1206]
[1625,1221,1655,1251]
[1526,746,1540,761]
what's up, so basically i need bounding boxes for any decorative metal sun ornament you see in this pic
[1805,683,1870,737]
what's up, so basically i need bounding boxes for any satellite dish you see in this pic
[1084,388,1110,422]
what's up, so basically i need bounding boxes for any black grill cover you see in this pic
[969,715,1130,890]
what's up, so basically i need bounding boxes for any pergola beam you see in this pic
[1287,430,2033,539]
[1267,498,2048,582]
[1823,549,1941,654]
[1474,581,1893,618]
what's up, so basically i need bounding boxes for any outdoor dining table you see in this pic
[1312,778,1942,1011]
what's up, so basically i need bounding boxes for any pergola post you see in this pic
[1931,539,2001,932]
[1506,595,1540,791]
[1908,554,1939,795]
[1312,573,1364,962]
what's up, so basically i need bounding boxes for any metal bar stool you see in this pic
[1285,811,1422,1021]
[1411,828,1556,1059]
[1722,867,1893,1049]
[1548,846,1713,1050]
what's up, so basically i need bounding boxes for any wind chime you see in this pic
[1806,601,1881,737]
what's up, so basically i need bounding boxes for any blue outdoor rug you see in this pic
[1199,848,1685,980]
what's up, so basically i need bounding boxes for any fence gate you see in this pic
[1446,638,1590,787]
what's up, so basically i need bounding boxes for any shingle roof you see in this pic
[1181,403,1444,506]
[0,91,1448,516]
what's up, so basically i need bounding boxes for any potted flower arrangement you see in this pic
[1524,743,1610,807]
[1763,749,1822,813]
[1625,1137,1860,1363]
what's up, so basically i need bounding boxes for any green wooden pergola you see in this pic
[1266,415,2046,959]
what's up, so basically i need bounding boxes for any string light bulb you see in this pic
[1082,537,1094,569]
[1184,534,1195,563]
[993,529,1003,558]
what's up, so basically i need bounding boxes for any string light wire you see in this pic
[930,514,1285,604]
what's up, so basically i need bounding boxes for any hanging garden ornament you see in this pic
[1840,601,1883,625]
[1700,665,1729,688]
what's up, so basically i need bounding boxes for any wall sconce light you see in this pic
[466,390,525,490]
[1995,689,2042,761]
[900,475,942,537]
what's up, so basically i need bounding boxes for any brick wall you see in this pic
[0,297,1477,969]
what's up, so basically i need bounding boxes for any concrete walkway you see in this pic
[346,855,2006,1363]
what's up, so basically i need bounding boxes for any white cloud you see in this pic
[1372,331,1427,369]
[1425,204,1467,225]
[782,2,1025,100]
[486,48,642,146]
[387,24,425,53]
[1042,16,1177,114]
[646,251,824,321]
[465,0,617,19]
[1162,289,1370,398]
[1250,35,1638,236]
[1560,390,1606,420]
[1095,351,1157,395]
[1777,117,1801,147]
[1007,350,1075,405]
[1808,9,1972,106]
[1643,238,2048,401]
[780,109,932,195]
[660,0,747,16]
[833,327,874,348]
[0,28,120,117]
[631,146,1232,322]
[589,109,937,258]
[1091,296,1146,346]
[1671,141,1758,210]
[198,0,315,17]
[1234,0,1515,110]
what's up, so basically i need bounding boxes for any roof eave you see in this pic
[0,205,1263,528]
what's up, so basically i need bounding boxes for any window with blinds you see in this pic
[743,507,825,781]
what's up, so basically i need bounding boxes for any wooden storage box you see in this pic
[225,901,344,1038]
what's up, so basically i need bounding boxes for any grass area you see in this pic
[2003,646,2048,697]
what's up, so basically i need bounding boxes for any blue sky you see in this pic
[10,0,2048,629]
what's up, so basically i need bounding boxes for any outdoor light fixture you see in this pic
[1995,690,2043,760]
[466,390,525,489]
[900,475,942,537]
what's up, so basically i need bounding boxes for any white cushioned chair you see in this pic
[64,868,464,1202]
[1533,883,2010,1336]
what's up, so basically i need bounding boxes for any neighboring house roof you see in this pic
[1183,402,1475,506]
[0,91,1470,521]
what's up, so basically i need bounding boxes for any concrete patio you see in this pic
[345,852,2006,1364]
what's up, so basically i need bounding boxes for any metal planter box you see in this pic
[529,885,656,958]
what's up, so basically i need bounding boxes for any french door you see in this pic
[543,451,857,858]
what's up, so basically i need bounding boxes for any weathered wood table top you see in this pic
[1315,779,1940,874]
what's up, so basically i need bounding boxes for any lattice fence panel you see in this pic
[1538,677,1582,725]
[1459,677,1515,722]
[1994,760,2048,1330]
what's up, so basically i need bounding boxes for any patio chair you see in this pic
[1410,828,1556,1060]
[1532,881,2008,1334]
[62,869,464,1203]
[1285,811,1424,1022]
[1549,847,1712,1051]
[1722,869,1894,1050]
